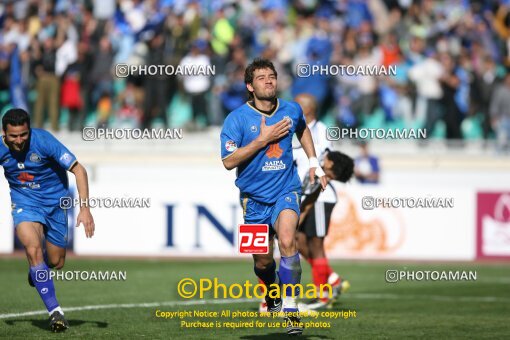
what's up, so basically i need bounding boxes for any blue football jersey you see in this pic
[220,99,307,203]
[0,128,77,206]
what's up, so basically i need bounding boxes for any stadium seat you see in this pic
[431,120,446,139]
[461,115,483,140]
[360,108,386,129]
[168,93,192,127]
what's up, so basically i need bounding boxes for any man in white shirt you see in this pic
[179,40,212,128]
[292,93,351,309]
[408,53,444,136]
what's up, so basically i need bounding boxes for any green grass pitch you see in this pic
[1,258,509,339]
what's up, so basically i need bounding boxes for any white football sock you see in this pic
[49,306,63,316]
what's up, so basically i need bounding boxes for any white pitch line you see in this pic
[347,293,510,303]
[2,293,510,320]
[0,298,254,320]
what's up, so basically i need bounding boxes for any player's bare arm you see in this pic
[296,126,327,190]
[222,117,290,170]
[70,162,95,238]
[298,187,322,226]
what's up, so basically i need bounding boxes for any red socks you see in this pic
[310,258,331,288]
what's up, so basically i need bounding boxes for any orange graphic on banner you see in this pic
[325,193,405,253]
[18,172,34,183]
[266,143,283,159]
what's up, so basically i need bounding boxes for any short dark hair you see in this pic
[244,58,278,85]
[2,108,31,132]
[327,151,354,183]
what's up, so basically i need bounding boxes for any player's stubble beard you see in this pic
[253,85,277,102]
[5,134,29,152]
[8,140,27,152]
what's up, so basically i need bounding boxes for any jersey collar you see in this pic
[246,98,280,117]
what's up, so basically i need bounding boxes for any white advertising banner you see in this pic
[71,165,477,260]
[325,184,476,260]
[0,175,13,253]
[74,165,246,257]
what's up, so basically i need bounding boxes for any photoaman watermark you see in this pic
[177,278,332,299]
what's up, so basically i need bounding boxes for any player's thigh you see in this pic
[272,192,300,240]
[296,231,309,258]
[44,206,69,252]
[16,221,45,248]
[274,209,299,250]
[307,236,326,259]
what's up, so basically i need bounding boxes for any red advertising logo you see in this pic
[477,192,510,259]
[238,224,269,254]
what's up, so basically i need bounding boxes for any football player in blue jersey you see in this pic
[220,58,327,336]
[1,108,94,332]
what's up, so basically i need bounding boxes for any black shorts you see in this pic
[299,202,336,238]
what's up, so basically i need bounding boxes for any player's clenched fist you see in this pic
[256,116,291,146]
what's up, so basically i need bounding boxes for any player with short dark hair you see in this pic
[298,151,354,302]
[293,93,354,310]
[1,108,95,332]
[221,58,327,336]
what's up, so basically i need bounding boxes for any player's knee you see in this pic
[50,257,65,270]
[278,236,296,254]
[254,257,274,270]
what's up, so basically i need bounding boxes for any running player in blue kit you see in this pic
[0,109,94,332]
[220,59,327,336]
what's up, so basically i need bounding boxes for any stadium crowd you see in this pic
[1,0,510,146]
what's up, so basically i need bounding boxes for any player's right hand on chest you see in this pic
[257,116,291,145]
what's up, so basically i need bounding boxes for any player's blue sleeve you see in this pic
[40,130,78,170]
[294,102,307,134]
[220,113,243,160]
[0,151,6,166]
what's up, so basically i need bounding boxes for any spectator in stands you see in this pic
[117,80,143,128]
[33,36,60,131]
[490,73,510,153]
[471,55,500,141]
[439,53,463,140]
[0,0,509,144]
[60,61,83,131]
[89,36,114,121]
[354,142,380,184]
[179,39,212,130]
[353,35,380,117]
[0,50,9,101]
[408,52,444,138]
[142,32,169,128]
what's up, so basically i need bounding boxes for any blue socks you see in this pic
[279,252,302,310]
[254,254,302,311]
[29,263,60,313]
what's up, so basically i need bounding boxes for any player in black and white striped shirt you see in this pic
[293,94,353,309]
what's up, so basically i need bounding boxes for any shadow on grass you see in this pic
[4,319,108,331]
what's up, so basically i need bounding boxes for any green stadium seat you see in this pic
[360,108,385,129]
[430,120,446,139]
[461,115,483,140]
[168,93,192,127]
[0,91,10,103]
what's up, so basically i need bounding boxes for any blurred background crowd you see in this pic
[1,0,510,148]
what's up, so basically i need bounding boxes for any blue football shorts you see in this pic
[240,191,301,234]
[12,203,68,248]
